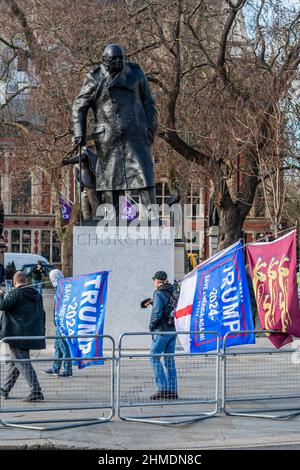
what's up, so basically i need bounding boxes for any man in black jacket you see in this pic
[0,271,45,402]
[32,261,44,296]
[148,271,178,401]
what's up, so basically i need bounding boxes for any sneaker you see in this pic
[0,387,9,399]
[23,391,44,402]
[150,390,169,401]
[42,369,59,377]
[165,391,178,400]
[59,371,73,377]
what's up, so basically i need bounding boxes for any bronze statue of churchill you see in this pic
[72,44,157,213]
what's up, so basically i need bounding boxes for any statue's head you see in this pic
[102,44,124,75]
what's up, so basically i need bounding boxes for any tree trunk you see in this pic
[51,169,80,276]
[57,191,80,276]
[0,197,5,265]
[60,228,73,277]
[217,204,244,251]
[0,197,4,240]
[213,148,259,251]
[214,176,247,251]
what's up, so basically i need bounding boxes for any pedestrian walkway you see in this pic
[0,411,300,450]
[1,291,300,449]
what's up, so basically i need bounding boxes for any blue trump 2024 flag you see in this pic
[190,241,255,352]
[54,271,109,368]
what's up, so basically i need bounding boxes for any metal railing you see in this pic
[117,331,220,425]
[221,330,300,419]
[0,335,115,430]
[1,330,300,430]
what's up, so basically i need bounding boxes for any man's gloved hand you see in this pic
[141,298,153,309]
[75,136,86,147]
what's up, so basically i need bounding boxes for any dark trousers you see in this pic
[2,345,41,394]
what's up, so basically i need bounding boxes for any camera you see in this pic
[140,298,153,309]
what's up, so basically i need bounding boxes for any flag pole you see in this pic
[78,144,82,226]
[241,226,297,250]
[177,225,297,285]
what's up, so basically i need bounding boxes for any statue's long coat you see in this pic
[72,62,157,191]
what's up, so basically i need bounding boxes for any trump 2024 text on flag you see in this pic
[54,271,109,368]
[175,240,255,352]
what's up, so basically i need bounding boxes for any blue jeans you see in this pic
[150,333,177,393]
[32,279,42,296]
[5,280,12,292]
[52,326,72,374]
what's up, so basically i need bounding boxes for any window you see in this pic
[41,230,51,261]
[11,230,20,253]
[155,180,170,216]
[5,80,18,94]
[22,230,31,253]
[17,50,29,72]
[11,172,31,214]
[186,183,201,217]
[52,231,61,263]
[10,229,32,253]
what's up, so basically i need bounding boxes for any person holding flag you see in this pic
[42,269,73,378]
[148,271,178,401]
[54,270,109,369]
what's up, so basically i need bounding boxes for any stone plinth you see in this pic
[73,225,174,348]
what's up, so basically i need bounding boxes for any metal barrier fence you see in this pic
[0,335,115,430]
[117,331,220,425]
[1,330,300,430]
[222,330,300,419]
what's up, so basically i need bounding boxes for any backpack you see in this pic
[163,283,180,327]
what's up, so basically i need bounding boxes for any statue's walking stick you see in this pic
[79,144,82,226]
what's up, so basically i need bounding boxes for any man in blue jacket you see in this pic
[149,271,178,401]
[0,271,45,402]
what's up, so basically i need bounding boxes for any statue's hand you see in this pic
[75,136,86,147]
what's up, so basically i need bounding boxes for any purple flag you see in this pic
[121,196,137,221]
[59,193,72,221]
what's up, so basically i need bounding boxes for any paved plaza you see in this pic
[0,290,300,450]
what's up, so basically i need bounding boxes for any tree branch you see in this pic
[255,0,269,70]
[0,85,32,110]
[0,36,20,50]
[217,0,246,86]
[6,0,39,57]
[126,41,161,58]
[147,76,169,94]
[158,128,208,167]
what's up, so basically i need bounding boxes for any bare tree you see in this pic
[1,0,299,262]
[124,0,300,248]
[0,0,128,273]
